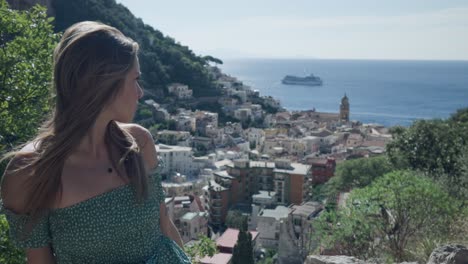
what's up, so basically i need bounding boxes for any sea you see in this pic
[220,59,468,127]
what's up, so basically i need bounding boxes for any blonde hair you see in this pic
[3,21,148,223]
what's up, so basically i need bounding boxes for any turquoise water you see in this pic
[220,59,468,127]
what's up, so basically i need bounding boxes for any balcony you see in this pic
[211,194,222,200]
[211,209,222,217]
[212,202,222,208]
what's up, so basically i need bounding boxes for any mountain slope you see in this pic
[52,0,220,98]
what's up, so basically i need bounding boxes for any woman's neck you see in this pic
[75,114,110,159]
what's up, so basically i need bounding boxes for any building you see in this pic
[156,144,196,177]
[305,157,336,184]
[216,228,259,254]
[180,212,209,243]
[203,180,230,226]
[234,108,253,121]
[273,160,312,205]
[199,253,232,264]
[169,196,200,228]
[301,136,321,155]
[340,94,350,122]
[162,179,207,197]
[157,130,192,146]
[252,191,276,206]
[244,128,265,149]
[203,159,312,226]
[278,201,324,264]
[175,115,196,132]
[223,122,243,136]
[262,96,281,109]
[193,136,214,151]
[168,83,193,99]
[255,205,292,249]
[195,111,219,136]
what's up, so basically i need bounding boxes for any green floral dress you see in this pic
[0,173,191,264]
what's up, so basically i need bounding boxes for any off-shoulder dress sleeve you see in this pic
[0,200,51,248]
[151,156,166,204]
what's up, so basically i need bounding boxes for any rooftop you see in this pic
[158,130,190,135]
[291,201,323,218]
[199,253,232,264]
[253,191,276,200]
[214,159,234,169]
[204,180,228,192]
[174,196,191,202]
[274,163,311,175]
[156,144,192,152]
[214,170,234,180]
[250,161,276,168]
[182,212,198,221]
[260,206,292,221]
[216,228,259,249]
[181,212,208,221]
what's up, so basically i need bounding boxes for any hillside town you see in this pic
[145,67,393,264]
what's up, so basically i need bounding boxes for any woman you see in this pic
[0,21,191,263]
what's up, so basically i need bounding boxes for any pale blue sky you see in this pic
[117,0,468,60]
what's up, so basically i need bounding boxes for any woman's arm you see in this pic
[159,202,184,248]
[123,124,184,248]
[1,153,56,264]
[26,248,56,264]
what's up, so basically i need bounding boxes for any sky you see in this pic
[116,0,468,61]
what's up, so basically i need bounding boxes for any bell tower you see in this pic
[340,94,350,122]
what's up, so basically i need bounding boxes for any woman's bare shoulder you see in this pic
[1,142,39,213]
[117,122,157,171]
[117,123,153,148]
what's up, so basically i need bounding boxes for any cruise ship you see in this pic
[282,74,323,86]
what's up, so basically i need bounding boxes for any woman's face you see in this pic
[108,57,144,123]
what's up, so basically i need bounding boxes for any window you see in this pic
[293,218,302,226]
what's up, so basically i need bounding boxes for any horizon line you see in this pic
[216,56,468,63]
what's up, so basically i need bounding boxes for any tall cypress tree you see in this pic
[232,218,255,264]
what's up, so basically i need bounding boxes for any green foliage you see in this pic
[450,107,468,123]
[386,118,468,202]
[203,55,223,65]
[232,218,254,264]
[314,170,460,262]
[134,104,153,122]
[184,235,218,264]
[387,119,467,175]
[225,210,248,230]
[0,1,58,260]
[0,0,59,153]
[321,155,393,201]
[0,215,25,264]
[257,249,276,264]
[52,0,220,98]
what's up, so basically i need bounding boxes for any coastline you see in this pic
[220,58,468,127]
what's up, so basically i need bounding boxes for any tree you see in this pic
[225,210,248,230]
[387,119,467,176]
[386,117,468,202]
[450,107,468,123]
[0,0,59,154]
[184,235,218,264]
[0,215,25,264]
[53,0,221,98]
[314,170,460,262]
[0,2,59,262]
[232,219,254,264]
[322,155,393,201]
[202,55,223,65]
